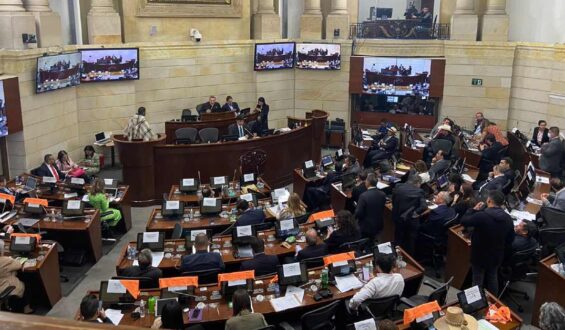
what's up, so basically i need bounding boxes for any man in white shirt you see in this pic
[348,254,404,310]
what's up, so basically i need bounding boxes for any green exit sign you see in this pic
[472,78,483,86]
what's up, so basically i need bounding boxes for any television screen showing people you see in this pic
[254,43,295,71]
[80,48,139,82]
[363,57,431,98]
[0,80,7,137]
[36,52,81,94]
[296,43,341,70]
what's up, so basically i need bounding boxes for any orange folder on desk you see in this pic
[323,252,356,266]
[10,233,41,246]
[159,276,199,289]
[0,193,15,205]
[119,279,140,299]
[218,270,255,283]
[308,209,335,223]
[403,301,442,325]
[23,198,48,207]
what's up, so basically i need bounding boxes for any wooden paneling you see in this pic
[429,59,446,98]
[2,77,23,134]
[349,56,364,94]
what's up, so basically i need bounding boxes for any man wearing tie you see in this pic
[228,115,249,138]
[35,154,65,181]
[221,96,240,113]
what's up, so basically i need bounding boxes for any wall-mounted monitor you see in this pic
[362,57,432,98]
[296,43,341,70]
[36,52,81,94]
[254,42,295,71]
[80,48,140,82]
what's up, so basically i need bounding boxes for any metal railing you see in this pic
[349,21,450,40]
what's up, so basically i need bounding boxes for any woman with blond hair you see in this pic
[277,193,306,220]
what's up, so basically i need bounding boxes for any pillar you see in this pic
[87,0,122,44]
[450,0,478,40]
[23,0,62,47]
[0,0,36,49]
[482,0,509,41]
[325,0,349,40]
[253,0,280,39]
[300,0,322,39]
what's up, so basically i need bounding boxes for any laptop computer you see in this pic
[20,176,38,194]
[94,132,111,145]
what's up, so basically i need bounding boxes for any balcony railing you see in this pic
[349,20,450,40]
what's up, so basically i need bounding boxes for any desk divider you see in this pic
[218,270,255,283]
[323,251,356,266]
[159,276,199,289]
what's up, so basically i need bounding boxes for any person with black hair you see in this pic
[79,294,112,324]
[240,237,280,276]
[347,254,404,310]
[325,210,361,254]
[476,133,503,183]
[79,145,100,176]
[540,126,564,177]
[348,170,369,212]
[234,199,264,227]
[255,97,269,130]
[532,120,550,147]
[451,183,477,219]
[225,289,267,330]
[355,173,386,242]
[512,220,539,252]
[151,300,184,329]
[428,150,450,181]
[222,96,240,113]
[461,190,514,295]
[124,107,155,141]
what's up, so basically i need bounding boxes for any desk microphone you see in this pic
[244,126,253,137]
[198,171,201,188]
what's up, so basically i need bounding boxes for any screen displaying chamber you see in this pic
[362,57,431,97]
[36,52,81,93]
[296,43,341,70]
[254,42,295,71]
[80,48,139,82]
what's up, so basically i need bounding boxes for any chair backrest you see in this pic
[443,213,460,228]
[112,276,155,289]
[181,268,221,285]
[240,149,267,178]
[30,167,40,176]
[338,238,369,256]
[181,109,192,117]
[502,178,513,195]
[175,127,198,144]
[540,206,565,229]
[171,223,183,239]
[302,256,325,269]
[361,295,400,320]
[539,228,565,257]
[431,139,453,156]
[199,127,219,143]
[301,300,340,330]
[295,212,311,225]
[254,222,274,232]
[497,145,509,158]
[427,276,453,306]
[196,103,205,113]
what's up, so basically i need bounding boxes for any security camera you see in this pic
[190,28,202,42]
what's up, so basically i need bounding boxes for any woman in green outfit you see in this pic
[88,178,121,227]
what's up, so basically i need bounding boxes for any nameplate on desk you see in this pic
[64,193,78,199]
[165,201,180,210]
[202,198,216,207]
[182,178,195,186]
[332,260,348,267]
[236,225,252,237]
[377,242,393,255]
[304,160,314,168]
[143,232,160,243]
[243,173,254,183]
[227,279,246,287]
[14,236,31,245]
[213,177,226,185]
[104,179,114,186]
[536,176,550,184]
[282,262,301,277]
[280,219,295,231]
[42,177,56,184]
[70,178,85,185]
[464,285,482,304]
[67,200,81,210]
[354,319,377,330]
[107,279,127,294]
[240,193,253,202]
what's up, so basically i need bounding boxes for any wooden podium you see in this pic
[113,134,166,204]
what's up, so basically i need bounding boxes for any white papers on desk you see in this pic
[107,279,127,294]
[376,182,389,190]
[105,309,124,325]
[270,294,302,312]
[478,319,500,330]
[464,286,482,304]
[334,274,363,293]
[462,174,476,183]
[64,193,78,199]
[133,252,164,267]
[285,285,305,303]
[550,263,564,275]
[82,194,90,202]
[428,203,439,210]
[354,319,377,330]
[143,232,159,243]
[377,242,393,254]
[394,170,407,176]
[18,218,39,227]
[510,209,536,222]
[526,197,543,205]
[361,130,370,135]
[536,176,550,184]
[415,143,427,148]
[362,135,373,141]
[468,147,480,152]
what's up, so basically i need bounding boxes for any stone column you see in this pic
[87,0,122,44]
[482,0,509,41]
[326,0,349,39]
[23,0,62,47]
[450,0,478,40]
[0,0,36,49]
[253,0,280,39]
[300,0,322,39]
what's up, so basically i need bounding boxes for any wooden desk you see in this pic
[7,207,102,262]
[292,168,326,199]
[460,148,482,169]
[84,249,424,328]
[168,180,272,205]
[445,225,472,290]
[532,254,565,326]
[2,240,61,307]
[401,146,424,164]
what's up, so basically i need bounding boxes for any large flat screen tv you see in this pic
[0,81,7,137]
[296,43,341,70]
[36,52,81,94]
[254,42,295,71]
[362,57,432,97]
[80,48,140,82]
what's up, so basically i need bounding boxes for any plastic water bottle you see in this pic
[274,283,281,298]
[395,247,404,268]
[321,268,329,289]
[139,299,146,318]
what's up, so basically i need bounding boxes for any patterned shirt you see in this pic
[124,115,155,141]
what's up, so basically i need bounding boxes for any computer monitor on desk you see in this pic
[137,232,165,252]
[275,219,300,239]
[221,279,253,301]
[303,160,316,179]
[104,178,118,189]
[10,235,36,257]
[23,201,46,216]
[99,280,135,309]
[277,262,308,287]
[179,178,199,193]
[200,198,221,215]
[232,225,257,246]
[239,193,258,206]
[161,200,185,219]
[239,108,251,116]
[62,200,84,217]
[241,173,257,185]
[210,176,229,189]
[160,287,195,306]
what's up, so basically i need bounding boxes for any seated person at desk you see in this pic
[228,115,251,139]
[418,192,456,247]
[364,127,398,168]
[481,122,508,147]
[476,134,504,182]
[347,254,404,311]
[473,112,487,136]
[199,95,221,114]
[121,248,163,288]
[499,157,516,193]
[225,289,268,330]
[428,150,450,181]
[341,154,361,176]
[430,117,454,138]
[277,192,306,220]
[532,120,550,147]
[541,177,565,212]
[540,126,564,178]
[88,179,122,228]
[512,220,539,252]
[476,165,509,198]
[151,300,184,330]
[79,145,100,177]
[124,107,155,141]
[425,125,456,162]
[201,186,215,198]
[56,150,86,180]
[371,118,392,142]
[296,228,327,261]
[79,294,113,324]
[240,237,280,276]
[222,95,240,113]
[451,183,477,219]
[180,233,224,272]
[0,256,32,313]
[347,170,369,212]
[324,210,361,254]
[234,199,265,227]
[35,154,66,181]
[0,175,16,196]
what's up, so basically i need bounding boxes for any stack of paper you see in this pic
[334,274,363,293]
[462,174,476,183]
[270,294,302,312]
[133,252,164,267]
[376,182,389,190]
[105,309,124,325]
[510,210,536,222]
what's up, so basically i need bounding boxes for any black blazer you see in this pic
[531,127,549,147]
[461,207,514,268]
[222,102,240,113]
[296,243,328,261]
[199,102,221,113]
[120,265,163,288]
[35,163,65,180]
[235,209,265,227]
[391,183,427,223]
[419,205,457,241]
[258,104,269,127]
[479,175,509,195]
[240,253,280,276]
[355,188,386,237]
[228,123,248,137]
[180,251,225,273]
[324,229,361,254]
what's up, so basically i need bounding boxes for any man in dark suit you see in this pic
[512,220,538,253]
[180,234,224,273]
[121,248,163,288]
[35,154,65,181]
[461,190,514,295]
[364,127,399,168]
[531,120,549,147]
[221,96,240,113]
[418,191,456,243]
[428,150,450,181]
[198,95,221,114]
[228,115,250,138]
[234,199,265,227]
[499,157,515,194]
[240,237,280,276]
[355,173,386,242]
[540,127,564,177]
[477,165,509,198]
[296,229,327,261]
[347,170,368,212]
[476,134,503,183]
[392,175,427,255]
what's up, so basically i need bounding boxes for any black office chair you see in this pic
[181,108,192,120]
[254,222,274,232]
[175,127,198,144]
[430,140,453,158]
[0,286,16,311]
[198,127,219,143]
[181,268,221,285]
[338,238,369,256]
[539,206,565,229]
[302,256,325,269]
[418,213,459,278]
[295,212,311,225]
[497,145,509,159]
[112,276,155,289]
[301,300,341,330]
[398,277,453,310]
[171,223,183,239]
[361,295,400,321]
[539,228,565,257]
[499,244,539,312]
[502,179,513,196]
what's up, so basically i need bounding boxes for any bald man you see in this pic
[296,229,327,261]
